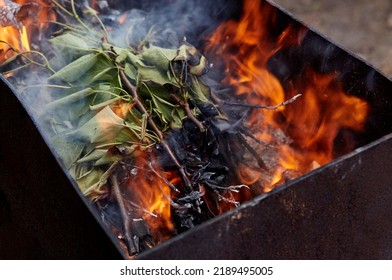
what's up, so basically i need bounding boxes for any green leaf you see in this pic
[50,134,85,169]
[170,107,185,129]
[127,52,142,66]
[140,83,174,125]
[137,62,176,86]
[189,75,210,103]
[45,88,94,112]
[124,62,137,82]
[77,149,108,164]
[76,168,105,196]
[85,66,115,85]
[141,45,177,70]
[89,97,121,111]
[49,53,98,83]
[68,105,125,143]
[49,33,91,54]
[102,44,142,66]
[115,48,129,64]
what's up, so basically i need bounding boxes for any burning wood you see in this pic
[0,0,370,258]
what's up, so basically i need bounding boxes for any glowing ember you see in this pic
[207,0,369,191]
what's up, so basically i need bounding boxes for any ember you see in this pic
[0,0,374,259]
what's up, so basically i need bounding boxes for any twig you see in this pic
[214,190,240,207]
[148,162,180,193]
[222,93,302,110]
[170,93,205,132]
[111,174,138,255]
[119,69,192,192]
[237,133,268,170]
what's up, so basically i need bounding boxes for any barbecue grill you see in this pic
[1,0,391,259]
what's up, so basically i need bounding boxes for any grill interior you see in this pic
[1,0,392,259]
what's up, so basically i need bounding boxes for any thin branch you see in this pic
[170,93,205,132]
[237,132,268,170]
[111,174,138,255]
[70,0,91,31]
[222,93,302,110]
[119,69,192,192]
[50,0,74,17]
[148,162,180,193]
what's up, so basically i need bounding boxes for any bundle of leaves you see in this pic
[44,33,217,195]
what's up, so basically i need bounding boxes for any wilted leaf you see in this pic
[173,44,209,76]
[77,149,108,164]
[189,55,208,76]
[137,62,176,86]
[79,55,117,85]
[94,153,122,166]
[140,83,173,125]
[51,134,85,169]
[49,53,98,83]
[82,161,121,198]
[124,62,137,82]
[69,105,125,143]
[171,107,185,129]
[76,168,105,195]
[141,45,177,70]
[189,75,211,103]
[49,33,91,54]
[45,88,94,112]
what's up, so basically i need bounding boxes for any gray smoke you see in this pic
[106,0,240,48]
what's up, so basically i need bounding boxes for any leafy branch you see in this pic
[1,1,302,256]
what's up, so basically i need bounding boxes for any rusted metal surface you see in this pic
[0,77,123,259]
[138,133,392,259]
[1,0,392,259]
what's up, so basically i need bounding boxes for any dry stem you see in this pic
[119,69,192,192]
[111,174,138,255]
[170,93,205,132]
[221,94,302,109]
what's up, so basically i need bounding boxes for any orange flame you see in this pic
[207,0,369,192]
[0,0,55,64]
[124,152,175,242]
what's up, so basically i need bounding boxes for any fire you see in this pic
[207,0,369,192]
[1,0,371,254]
[124,153,175,242]
[0,0,55,64]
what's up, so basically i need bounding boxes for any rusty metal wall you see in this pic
[0,77,122,259]
[138,133,392,259]
[1,0,392,259]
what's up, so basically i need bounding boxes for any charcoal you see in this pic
[177,191,202,203]
[196,102,220,117]
[131,219,155,252]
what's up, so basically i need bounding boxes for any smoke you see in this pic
[2,0,241,138]
[6,0,241,111]
[107,0,241,48]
